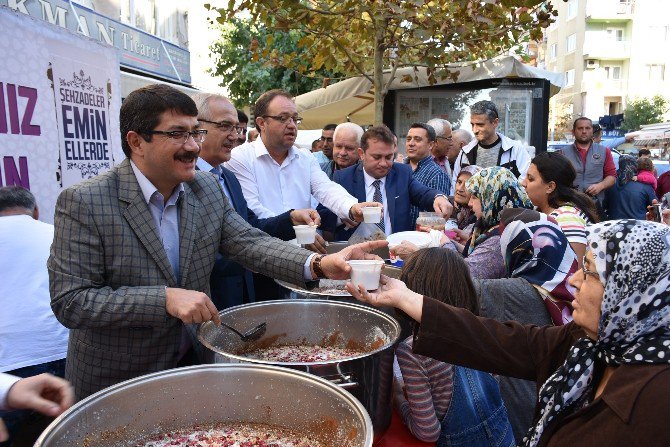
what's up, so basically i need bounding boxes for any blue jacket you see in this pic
[208,166,295,309]
[321,162,440,241]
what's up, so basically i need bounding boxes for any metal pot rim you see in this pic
[198,299,401,366]
[34,364,374,446]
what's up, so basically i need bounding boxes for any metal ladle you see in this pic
[220,321,267,342]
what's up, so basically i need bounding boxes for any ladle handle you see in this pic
[220,322,245,339]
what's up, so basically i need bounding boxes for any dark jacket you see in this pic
[413,297,670,447]
[320,162,439,240]
[209,166,296,309]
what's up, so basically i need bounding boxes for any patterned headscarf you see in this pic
[522,220,670,447]
[499,209,578,325]
[465,166,534,253]
[616,155,637,186]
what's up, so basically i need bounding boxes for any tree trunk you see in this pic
[373,17,385,126]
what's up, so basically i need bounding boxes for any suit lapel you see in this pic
[386,166,397,232]
[118,160,177,285]
[354,165,367,202]
[177,182,201,286]
[221,169,244,215]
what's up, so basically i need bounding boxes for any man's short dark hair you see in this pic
[237,109,248,124]
[469,100,499,122]
[120,84,198,157]
[639,149,651,157]
[410,122,436,142]
[0,186,36,213]
[254,89,293,122]
[361,125,395,151]
[312,139,320,150]
[572,117,592,130]
[323,123,337,131]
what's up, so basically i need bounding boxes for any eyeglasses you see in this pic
[262,115,303,125]
[142,129,207,144]
[437,136,453,141]
[581,255,599,280]
[198,119,245,135]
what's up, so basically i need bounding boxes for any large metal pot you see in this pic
[35,364,373,446]
[198,300,401,441]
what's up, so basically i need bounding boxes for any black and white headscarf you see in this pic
[522,219,670,447]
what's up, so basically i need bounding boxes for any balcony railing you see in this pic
[582,39,630,59]
[586,0,635,20]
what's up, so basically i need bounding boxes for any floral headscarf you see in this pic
[616,154,637,186]
[499,209,578,325]
[465,166,534,253]
[522,220,670,447]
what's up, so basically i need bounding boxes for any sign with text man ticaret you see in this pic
[0,7,122,223]
[2,0,190,84]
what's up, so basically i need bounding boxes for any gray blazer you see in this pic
[48,159,311,399]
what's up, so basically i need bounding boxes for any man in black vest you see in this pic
[559,117,617,204]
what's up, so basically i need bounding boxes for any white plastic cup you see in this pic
[293,225,317,244]
[347,260,385,290]
[362,206,382,223]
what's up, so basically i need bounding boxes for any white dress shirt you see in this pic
[0,214,68,372]
[363,170,392,235]
[0,373,20,409]
[225,138,358,219]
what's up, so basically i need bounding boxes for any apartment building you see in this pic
[541,0,670,133]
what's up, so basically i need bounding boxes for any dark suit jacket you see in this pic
[48,159,311,399]
[321,162,439,240]
[206,166,295,309]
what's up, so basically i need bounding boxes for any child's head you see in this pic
[637,157,654,173]
[399,248,480,315]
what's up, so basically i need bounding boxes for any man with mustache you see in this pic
[192,92,319,309]
[451,100,531,190]
[320,122,363,180]
[48,84,386,400]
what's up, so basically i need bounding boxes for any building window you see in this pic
[648,64,665,81]
[565,69,575,86]
[566,34,577,53]
[567,0,578,19]
[604,65,622,80]
[550,43,557,60]
[606,28,625,41]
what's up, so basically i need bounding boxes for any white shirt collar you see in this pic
[253,138,298,165]
[130,159,184,204]
[363,169,386,189]
[196,157,217,174]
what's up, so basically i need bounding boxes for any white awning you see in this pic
[295,55,564,129]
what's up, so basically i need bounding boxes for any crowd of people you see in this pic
[1,85,669,447]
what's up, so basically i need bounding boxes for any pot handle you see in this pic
[322,373,359,390]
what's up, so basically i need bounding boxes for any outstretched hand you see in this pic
[318,240,387,280]
[6,373,74,417]
[345,274,424,323]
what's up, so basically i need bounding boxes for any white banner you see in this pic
[0,6,121,223]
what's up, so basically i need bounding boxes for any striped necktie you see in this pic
[372,179,385,233]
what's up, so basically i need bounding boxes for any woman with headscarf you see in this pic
[458,166,534,278]
[605,155,656,220]
[348,219,670,446]
[395,166,534,279]
[474,208,578,441]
